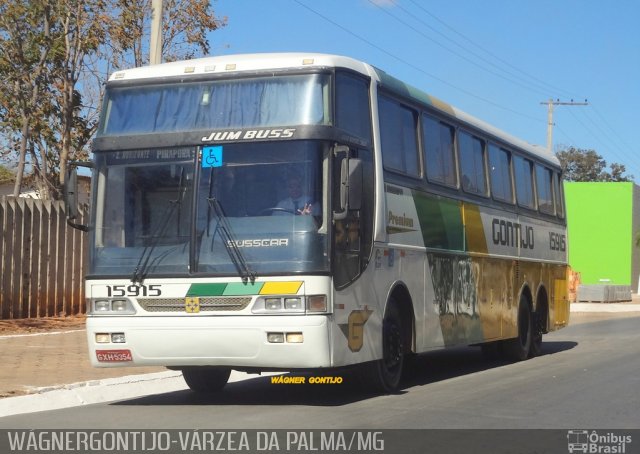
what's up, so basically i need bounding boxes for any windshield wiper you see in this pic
[207,197,256,284]
[131,200,180,283]
[131,168,187,283]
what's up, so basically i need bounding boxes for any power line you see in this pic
[403,0,585,100]
[368,0,634,178]
[539,99,588,152]
[552,107,640,180]
[400,0,634,175]
[578,108,640,176]
[553,124,580,150]
[367,0,552,97]
[387,0,569,98]
[590,104,636,154]
[564,108,638,169]
[293,0,543,123]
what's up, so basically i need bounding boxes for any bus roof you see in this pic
[108,53,373,81]
[109,52,558,166]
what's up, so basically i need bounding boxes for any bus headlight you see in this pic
[112,300,130,312]
[265,298,282,310]
[95,332,127,344]
[252,295,329,314]
[284,297,302,310]
[94,300,111,312]
[253,296,304,314]
[267,332,285,343]
[89,298,136,315]
[111,333,127,343]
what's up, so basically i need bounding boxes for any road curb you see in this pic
[0,370,279,418]
[570,303,640,313]
[0,371,184,418]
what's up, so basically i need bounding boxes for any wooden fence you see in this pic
[0,198,88,320]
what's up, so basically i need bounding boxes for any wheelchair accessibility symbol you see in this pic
[202,146,223,168]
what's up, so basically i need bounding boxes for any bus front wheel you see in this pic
[182,367,231,393]
[364,301,405,393]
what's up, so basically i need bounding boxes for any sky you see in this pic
[210,0,640,181]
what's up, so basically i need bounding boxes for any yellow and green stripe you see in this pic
[186,281,303,297]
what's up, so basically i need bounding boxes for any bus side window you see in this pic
[335,72,372,144]
[488,144,514,203]
[536,164,555,215]
[554,172,565,218]
[514,155,536,209]
[379,94,420,177]
[458,131,487,196]
[423,114,457,187]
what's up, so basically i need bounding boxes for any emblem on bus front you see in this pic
[185,297,200,313]
[339,308,373,352]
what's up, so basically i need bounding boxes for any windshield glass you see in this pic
[196,141,327,275]
[90,148,195,277]
[98,74,331,136]
[90,142,329,277]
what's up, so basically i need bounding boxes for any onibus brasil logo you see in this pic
[567,430,632,453]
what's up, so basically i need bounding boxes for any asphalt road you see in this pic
[1,314,639,430]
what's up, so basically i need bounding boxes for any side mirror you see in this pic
[347,158,362,211]
[64,163,91,232]
[334,147,363,221]
[64,167,79,220]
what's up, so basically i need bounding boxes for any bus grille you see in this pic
[137,297,252,312]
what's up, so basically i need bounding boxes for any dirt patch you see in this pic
[0,389,31,398]
[0,315,86,335]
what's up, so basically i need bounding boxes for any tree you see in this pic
[0,1,105,199]
[50,0,109,194]
[0,0,55,198]
[107,0,227,68]
[0,164,14,185]
[0,0,227,199]
[556,147,633,182]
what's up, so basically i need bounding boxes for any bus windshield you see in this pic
[89,141,329,278]
[98,74,331,136]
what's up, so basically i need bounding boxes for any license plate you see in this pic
[96,349,133,362]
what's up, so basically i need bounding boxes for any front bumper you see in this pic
[86,314,331,369]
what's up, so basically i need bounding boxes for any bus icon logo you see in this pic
[567,430,589,453]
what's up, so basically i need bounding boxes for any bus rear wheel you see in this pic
[182,367,231,393]
[364,301,405,393]
[530,303,547,358]
[504,295,532,361]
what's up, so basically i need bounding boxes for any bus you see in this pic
[67,53,569,393]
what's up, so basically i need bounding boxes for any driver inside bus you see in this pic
[274,174,319,216]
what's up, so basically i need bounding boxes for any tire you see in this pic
[504,294,532,362]
[529,308,545,358]
[363,301,405,393]
[182,367,231,393]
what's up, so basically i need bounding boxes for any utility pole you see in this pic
[150,0,163,65]
[540,98,588,152]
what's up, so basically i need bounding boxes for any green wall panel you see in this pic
[565,182,632,285]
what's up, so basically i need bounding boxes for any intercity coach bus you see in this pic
[66,53,569,393]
